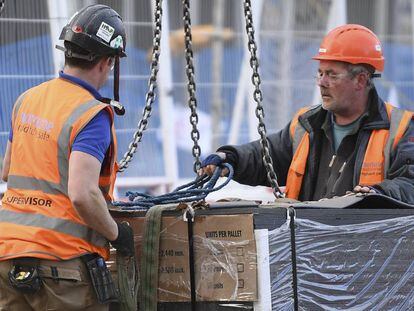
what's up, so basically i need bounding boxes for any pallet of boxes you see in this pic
[109,204,259,310]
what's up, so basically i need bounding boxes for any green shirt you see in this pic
[332,115,363,152]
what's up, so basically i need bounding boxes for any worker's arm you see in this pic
[372,120,414,204]
[216,122,294,187]
[1,140,11,182]
[68,150,118,241]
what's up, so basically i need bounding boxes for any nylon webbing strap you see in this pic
[139,204,177,311]
[288,207,299,310]
[117,252,139,311]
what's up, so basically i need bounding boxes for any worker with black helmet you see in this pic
[0,4,133,310]
[200,24,414,204]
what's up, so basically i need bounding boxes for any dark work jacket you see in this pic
[218,88,414,204]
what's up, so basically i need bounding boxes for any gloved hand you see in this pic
[201,153,225,167]
[110,222,135,257]
[199,152,228,176]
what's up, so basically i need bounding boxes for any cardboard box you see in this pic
[113,213,257,302]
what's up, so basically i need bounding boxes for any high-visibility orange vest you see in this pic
[0,77,118,260]
[286,103,413,200]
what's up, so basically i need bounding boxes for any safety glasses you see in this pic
[315,71,350,84]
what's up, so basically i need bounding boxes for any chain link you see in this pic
[117,0,163,172]
[243,0,285,198]
[182,0,202,173]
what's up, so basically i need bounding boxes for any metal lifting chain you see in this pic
[243,0,285,198]
[117,0,163,172]
[182,0,202,174]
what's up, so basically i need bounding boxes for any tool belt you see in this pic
[82,254,119,304]
[7,255,118,304]
[8,259,42,294]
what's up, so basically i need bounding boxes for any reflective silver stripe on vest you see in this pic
[57,99,102,193]
[6,176,62,195]
[383,106,407,176]
[292,123,307,155]
[0,209,107,248]
[8,99,102,195]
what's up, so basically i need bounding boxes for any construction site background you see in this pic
[1,0,413,200]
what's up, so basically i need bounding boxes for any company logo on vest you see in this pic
[17,113,54,141]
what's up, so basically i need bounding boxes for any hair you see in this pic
[347,63,376,90]
[64,41,105,70]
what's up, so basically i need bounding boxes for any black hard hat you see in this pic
[58,4,126,60]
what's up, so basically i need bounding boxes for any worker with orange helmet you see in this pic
[200,24,414,204]
[0,4,134,310]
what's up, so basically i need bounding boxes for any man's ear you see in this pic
[355,72,370,90]
[97,57,110,73]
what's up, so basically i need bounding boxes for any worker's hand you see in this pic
[110,222,135,257]
[198,152,228,176]
[351,185,378,194]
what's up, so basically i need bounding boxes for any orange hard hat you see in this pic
[312,24,384,72]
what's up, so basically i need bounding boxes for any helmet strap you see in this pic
[110,56,125,115]
[113,56,120,101]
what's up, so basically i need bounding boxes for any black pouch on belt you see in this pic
[82,254,118,304]
[8,264,42,294]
